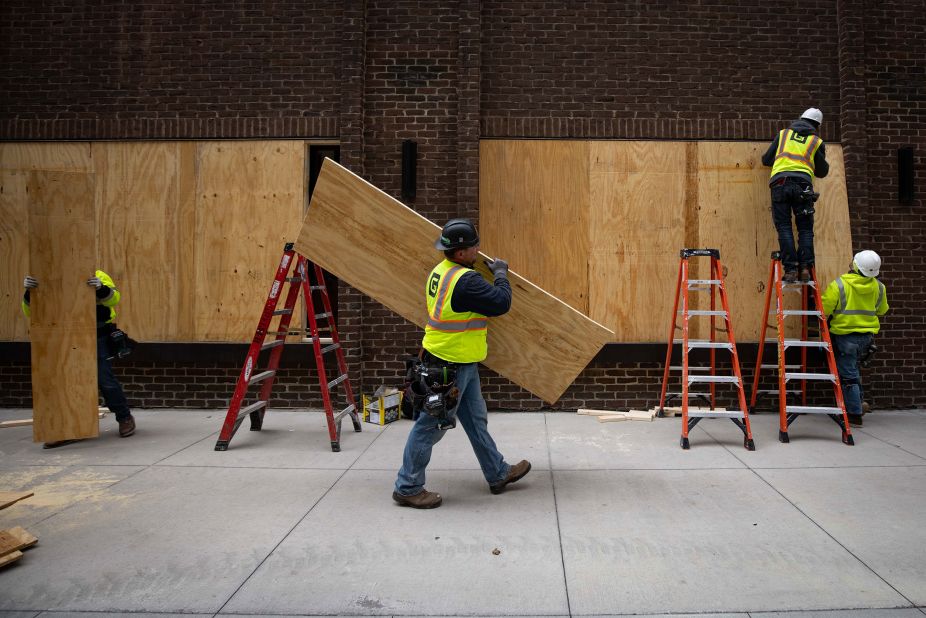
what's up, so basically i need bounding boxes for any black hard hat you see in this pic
[434,218,479,250]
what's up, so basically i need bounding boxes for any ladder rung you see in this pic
[315,311,331,320]
[678,310,728,316]
[248,370,276,386]
[782,281,816,288]
[327,374,348,390]
[669,365,710,371]
[674,339,733,350]
[305,336,335,344]
[688,375,740,384]
[261,339,285,351]
[272,308,293,316]
[665,391,713,397]
[756,388,801,395]
[783,310,822,317]
[285,277,303,283]
[237,400,267,419]
[785,372,836,382]
[687,409,746,418]
[786,405,844,415]
[783,340,829,348]
[688,279,721,285]
[335,403,356,420]
[320,342,341,355]
[760,364,801,369]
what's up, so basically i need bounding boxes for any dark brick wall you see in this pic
[2,1,923,410]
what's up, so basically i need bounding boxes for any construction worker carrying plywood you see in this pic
[393,218,531,509]
[762,107,830,283]
[821,250,889,427]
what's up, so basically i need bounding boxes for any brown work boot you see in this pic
[783,270,798,284]
[799,266,812,283]
[490,460,532,495]
[862,401,871,415]
[118,415,136,437]
[392,489,442,509]
[847,414,863,427]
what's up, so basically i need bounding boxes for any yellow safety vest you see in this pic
[21,269,120,325]
[422,259,489,363]
[770,129,823,180]
[822,273,889,335]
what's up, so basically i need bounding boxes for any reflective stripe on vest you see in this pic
[426,266,488,332]
[833,277,885,316]
[771,129,822,179]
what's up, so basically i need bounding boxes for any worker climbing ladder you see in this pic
[749,252,853,445]
[658,249,755,450]
[214,243,362,452]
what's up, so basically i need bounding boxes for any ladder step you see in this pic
[327,374,348,390]
[785,372,836,382]
[261,339,285,351]
[320,342,341,355]
[669,365,710,371]
[285,277,304,283]
[687,279,721,285]
[678,310,728,316]
[687,409,746,419]
[786,405,844,415]
[756,388,801,395]
[674,339,733,349]
[783,309,822,317]
[783,339,829,349]
[760,364,802,370]
[248,370,276,386]
[782,280,816,288]
[688,375,740,384]
[272,308,293,316]
[315,311,332,320]
[335,403,356,420]
[665,391,713,397]
[237,400,267,420]
[310,284,326,291]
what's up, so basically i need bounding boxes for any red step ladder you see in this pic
[214,243,362,452]
[749,252,853,445]
[658,249,755,450]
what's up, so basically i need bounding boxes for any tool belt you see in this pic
[774,177,819,215]
[405,349,460,430]
[99,323,137,361]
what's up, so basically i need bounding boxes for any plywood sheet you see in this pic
[194,141,306,341]
[295,159,613,403]
[0,491,34,510]
[27,171,99,443]
[480,141,590,314]
[94,142,196,340]
[811,146,854,288]
[588,141,688,341]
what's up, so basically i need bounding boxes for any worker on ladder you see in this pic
[23,271,137,447]
[821,251,889,427]
[393,218,531,509]
[762,107,830,283]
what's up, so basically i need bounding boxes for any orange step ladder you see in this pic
[749,252,853,445]
[658,249,755,450]
[214,243,362,452]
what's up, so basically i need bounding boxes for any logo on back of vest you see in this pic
[428,272,440,296]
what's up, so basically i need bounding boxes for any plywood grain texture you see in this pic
[27,171,99,443]
[194,141,305,340]
[296,159,614,404]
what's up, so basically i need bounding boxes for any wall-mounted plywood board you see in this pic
[194,141,306,341]
[480,140,590,314]
[27,171,99,443]
[94,142,197,341]
[296,159,613,403]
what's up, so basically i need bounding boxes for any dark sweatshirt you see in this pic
[450,270,512,317]
[761,118,829,185]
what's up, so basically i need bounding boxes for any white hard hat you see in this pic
[853,250,881,277]
[801,107,823,124]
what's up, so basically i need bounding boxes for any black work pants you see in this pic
[770,178,815,272]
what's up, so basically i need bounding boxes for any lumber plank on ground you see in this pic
[295,159,614,403]
[0,491,34,511]
[1,527,37,551]
[577,408,622,416]
[1,411,107,429]
[0,550,23,568]
[596,415,629,423]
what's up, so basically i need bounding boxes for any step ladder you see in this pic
[214,243,362,452]
[749,252,853,445]
[658,249,755,450]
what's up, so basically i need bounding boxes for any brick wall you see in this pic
[2,1,923,410]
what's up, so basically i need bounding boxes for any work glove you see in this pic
[87,276,103,289]
[23,275,38,289]
[485,257,509,280]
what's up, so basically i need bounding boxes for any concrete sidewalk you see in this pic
[1,407,924,617]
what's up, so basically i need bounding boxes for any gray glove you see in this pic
[23,275,38,289]
[87,276,103,289]
[485,258,509,280]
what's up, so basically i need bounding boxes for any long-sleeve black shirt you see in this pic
[761,118,829,185]
[450,271,512,317]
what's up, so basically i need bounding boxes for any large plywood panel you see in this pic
[0,142,92,172]
[27,171,99,443]
[480,140,590,314]
[194,141,305,341]
[812,146,854,287]
[295,159,613,404]
[94,142,196,341]
[588,141,689,341]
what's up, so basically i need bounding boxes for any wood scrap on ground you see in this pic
[1,410,107,429]
[578,408,656,423]
[0,527,39,569]
[0,491,34,511]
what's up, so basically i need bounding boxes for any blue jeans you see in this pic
[771,179,815,271]
[98,333,132,422]
[831,332,873,415]
[395,362,510,496]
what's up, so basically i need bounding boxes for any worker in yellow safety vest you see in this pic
[821,250,889,427]
[762,107,830,283]
[393,218,530,509]
[23,270,137,447]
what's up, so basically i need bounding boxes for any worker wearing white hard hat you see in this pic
[761,108,830,283]
[821,250,889,427]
